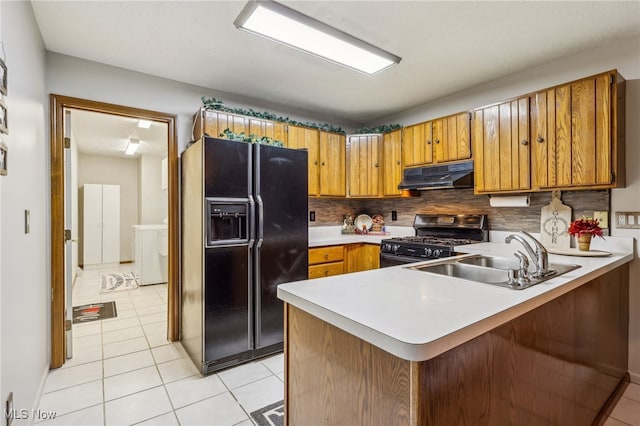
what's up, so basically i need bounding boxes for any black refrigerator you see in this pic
[181,136,308,374]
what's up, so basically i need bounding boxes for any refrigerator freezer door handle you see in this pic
[256,194,264,241]
[248,198,256,245]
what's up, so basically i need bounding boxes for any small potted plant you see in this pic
[568,217,603,251]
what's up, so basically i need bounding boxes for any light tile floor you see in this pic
[37,267,640,425]
[37,265,283,426]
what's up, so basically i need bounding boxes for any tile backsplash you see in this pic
[308,189,610,233]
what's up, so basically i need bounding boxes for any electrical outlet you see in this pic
[391,211,398,221]
[615,211,640,229]
[6,391,13,426]
[309,211,315,222]
[593,211,608,228]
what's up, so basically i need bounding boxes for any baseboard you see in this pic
[593,373,629,426]
[28,364,50,426]
[630,370,640,384]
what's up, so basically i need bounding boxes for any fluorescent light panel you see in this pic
[125,138,140,155]
[137,119,152,129]
[234,1,400,75]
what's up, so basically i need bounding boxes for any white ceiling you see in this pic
[70,109,168,158]
[33,1,640,124]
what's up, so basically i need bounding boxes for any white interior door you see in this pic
[64,109,74,359]
[101,184,120,264]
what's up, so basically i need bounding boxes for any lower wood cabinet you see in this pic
[308,243,380,279]
[308,245,345,279]
[345,243,380,272]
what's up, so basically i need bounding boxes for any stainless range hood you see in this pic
[398,160,474,190]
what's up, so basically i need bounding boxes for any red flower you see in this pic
[568,217,603,238]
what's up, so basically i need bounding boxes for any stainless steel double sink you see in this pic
[408,254,580,290]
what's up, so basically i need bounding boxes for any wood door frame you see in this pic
[50,94,179,368]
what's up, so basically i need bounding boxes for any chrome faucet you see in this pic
[505,231,549,278]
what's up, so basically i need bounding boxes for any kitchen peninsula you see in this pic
[278,238,633,425]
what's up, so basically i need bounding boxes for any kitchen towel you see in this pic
[489,195,530,208]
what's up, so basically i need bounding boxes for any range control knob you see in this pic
[432,249,442,257]
[392,244,400,253]
[424,248,432,257]
[382,243,391,252]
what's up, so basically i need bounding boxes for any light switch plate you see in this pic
[615,211,640,229]
[593,211,608,228]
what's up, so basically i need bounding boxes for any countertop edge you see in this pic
[278,251,634,362]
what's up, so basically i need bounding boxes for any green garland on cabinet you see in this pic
[201,96,346,135]
[353,124,402,134]
[201,97,402,137]
[218,128,284,147]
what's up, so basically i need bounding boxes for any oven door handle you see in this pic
[380,253,426,264]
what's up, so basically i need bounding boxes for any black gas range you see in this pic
[380,214,488,267]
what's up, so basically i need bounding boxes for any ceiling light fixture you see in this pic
[234,0,401,75]
[125,137,140,155]
[137,119,152,129]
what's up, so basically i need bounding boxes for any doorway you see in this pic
[50,94,179,369]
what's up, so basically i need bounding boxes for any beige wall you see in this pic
[0,0,49,418]
[78,154,139,263]
[45,53,359,157]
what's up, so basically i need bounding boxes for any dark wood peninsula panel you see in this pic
[284,265,629,425]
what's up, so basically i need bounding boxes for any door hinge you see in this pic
[610,74,614,85]
[64,137,71,149]
[611,171,616,183]
[65,319,72,331]
[64,229,72,242]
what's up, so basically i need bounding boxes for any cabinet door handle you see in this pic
[427,140,432,145]
[314,160,318,165]
[521,140,529,145]
[374,163,379,167]
[536,136,544,143]
[435,139,440,144]
[324,270,329,276]
[396,160,401,165]
[321,161,325,166]
[323,253,328,260]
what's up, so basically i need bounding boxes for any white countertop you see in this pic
[308,225,414,247]
[279,236,634,362]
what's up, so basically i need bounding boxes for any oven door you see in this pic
[380,253,427,268]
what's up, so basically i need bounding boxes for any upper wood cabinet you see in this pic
[193,109,248,140]
[402,112,470,167]
[433,112,472,163]
[348,134,382,197]
[248,117,287,145]
[473,97,530,193]
[318,131,346,196]
[193,109,288,146]
[287,125,320,195]
[288,126,346,197]
[531,71,625,190]
[402,121,433,167]
[382,129,403,196]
